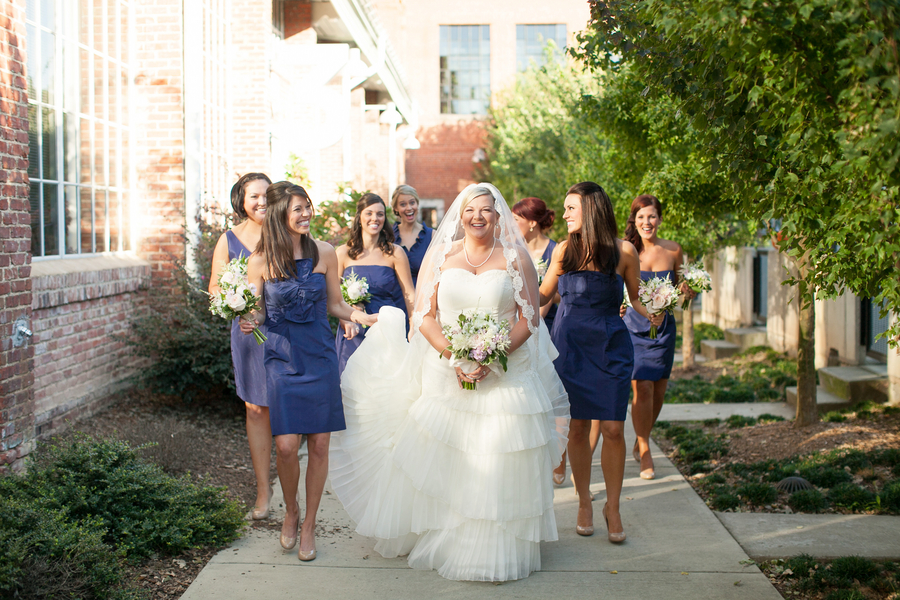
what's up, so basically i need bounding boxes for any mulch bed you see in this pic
[67,389,279,599]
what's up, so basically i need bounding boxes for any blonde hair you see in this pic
[390,184,421,217]
[458,185,495,217]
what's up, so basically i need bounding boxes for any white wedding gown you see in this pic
[331,268,570,581]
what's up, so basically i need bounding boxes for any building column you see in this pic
[0,0,36,472]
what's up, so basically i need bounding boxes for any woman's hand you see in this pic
[351,309,378,328]
[239,313,261,335]
[454,364,492,388]
[341,320,359,340]
[679,281,697,300]
[619,304,627,318]
[648,312,665,327]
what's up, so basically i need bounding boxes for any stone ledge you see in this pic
[31,255,151,310]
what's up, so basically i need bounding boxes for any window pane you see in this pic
[29,182,41,256]
[63,112,79,182]
[108,61,119,128]
[26,0,37,22]
[80,186,93,252]
[41,106,58,180]
[107,0,118,59]
[63,42,80,113]
[120,1,128,64]
[43,183,59,256]
[120,191,129,250]
[41,30,55,104]
[108,125,118,187]
[120,126,128,187]
[80,46,91,116]
[516,23,567,72]
[63,0,79,43]
[26,24,38,100]
[94,188,107,252]
[80,117,92,184]
[28,103,39,179]
[94,120,106,185]
[108,189,119,251]
[40,0,54,29]
[65,184,79,254]
[439,25,490,114]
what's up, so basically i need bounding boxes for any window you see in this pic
[516,24,567,72]
[439,25,490,115]
[272,0,285,38]
[419,199,445,229]
[26,0,134,257]
[201,1,230,210]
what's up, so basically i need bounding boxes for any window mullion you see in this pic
[55,0,64,256]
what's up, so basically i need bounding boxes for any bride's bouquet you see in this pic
[638,275,679,339]
[209,257,267,345]
[678,261,711,310]
[341,271,372,307]
[442,310,512,390]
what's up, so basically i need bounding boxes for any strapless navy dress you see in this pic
[551,271,634,421]
[624,270,677,381]
[540,239,559,333]
[226,231,267,406]
[392,222,433,286]
[335,265,408,375]
[264,258,345,436]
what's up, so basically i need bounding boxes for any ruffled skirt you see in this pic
[331,307,569,581]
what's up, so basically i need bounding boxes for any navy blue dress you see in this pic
[624,269,677,381]
[263,258,345,436]
[335,265,408,375]
[540,239,559,333]
[226,231,267,406]
[392,223,433,286]
[551,271,634,421]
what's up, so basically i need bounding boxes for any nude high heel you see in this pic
[298,525,317,561]
[280,502,299,550]
[603,503,626,544]
[250,484,274,520]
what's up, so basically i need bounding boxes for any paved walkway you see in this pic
[660,401,795,422]
[182,419,780,600]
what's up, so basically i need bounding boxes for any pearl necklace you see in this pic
[464,240,496,268]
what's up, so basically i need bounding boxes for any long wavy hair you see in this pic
[624,194,663,256]
[257,181,319,280]
[230,172,271,220]
[346,193,395,260]
[560,181,620,275]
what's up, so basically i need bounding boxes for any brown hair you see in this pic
[560,181,620,275]
[230,172,272,219]
[624,194,663,255]
[390,184,420,218]
[257,181,319,281]
[346,193,395,260]
[512,197,555,231]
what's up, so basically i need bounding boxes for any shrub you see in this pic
[825,449,871,472]
[829,556,880,584]
[701,472,727,486]
[18,434,245,558]
[702,418,721,427]
[823,411,847,423]
[789,489,828,513]
[726,414,757,428]
[874,448,900,468]
[758,413,786,424]
[827,483,876,509]
[666,376,715,404]
[824,590,867,600]
[693,322,724,351]
[884,406,900,416]
[654,420,672,430]
[689,461,713,474]
[711,491,740,510]
[880,480,900,513]
[783,553,818,579]
[710,376,757,403]
[799,466,853,488]
[736,482,778,505]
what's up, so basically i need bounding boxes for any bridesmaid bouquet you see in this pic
[678,262,712,310]
[638,275,679,339]
[533,257,549,284]
[209,257,267,345]
[341,271,372,307]
[442,310,512,390]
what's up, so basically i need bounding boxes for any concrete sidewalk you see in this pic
[182,420,780,600]
[660,401,795,422]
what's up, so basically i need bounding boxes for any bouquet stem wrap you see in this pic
[442,310,512,391]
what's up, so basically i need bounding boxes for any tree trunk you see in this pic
[795,291,818,427]
[682,302,695,369]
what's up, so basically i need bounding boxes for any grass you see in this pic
[764,555,899,599]
[676,322,724,352]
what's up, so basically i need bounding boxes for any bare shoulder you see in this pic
[657,238,682,254]
[392,244,408,260]
[316,239,337,258]
[618,238,638,258]
[553,240,568,257]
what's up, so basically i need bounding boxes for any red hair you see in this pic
[512,197,555,231]
[624,194,663,255]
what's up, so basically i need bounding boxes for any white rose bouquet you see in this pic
[442,310,512,390]
[533,257,549,285]
[340,271,372,307]
[209,256,267,345]
[678,261,711,310]
[638,275,679,339]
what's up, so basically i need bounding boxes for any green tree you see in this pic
[576,0,900,424]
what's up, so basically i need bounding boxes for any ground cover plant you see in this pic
[675,321,724,353]
[0,432,245,599]
[653,402,900,515]
[762,554,899,599]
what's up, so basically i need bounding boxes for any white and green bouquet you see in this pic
[209,256,267,345]
[533,257,549,285]
[340,271,372,307]
[638,275,679,339]
[442,310,512,391]
[678,261,712,310]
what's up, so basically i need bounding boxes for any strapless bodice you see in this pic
[437,268,516,328]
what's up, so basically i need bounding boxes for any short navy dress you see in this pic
[624,269,677,381]
[226,231,267,406]
[263,258,345,436]
[335,265,408,375]
[551,271,634,421]
[540,239,559,333]
[393,222,433,286]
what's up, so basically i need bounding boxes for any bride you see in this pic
[330,183,570,581]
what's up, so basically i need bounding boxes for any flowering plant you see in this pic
[209,257,267,345]
[533,257,549,285]
[442,310,512,390]
[341,271,372,307]
[678,262,711,310]
[638,275,679,339]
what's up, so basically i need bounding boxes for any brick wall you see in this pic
[406,120,486,206]
[31,257,150,436]
[133,0,186,282]
[284,0,313,41]
[0,0,34,473]
[231,0,272,176]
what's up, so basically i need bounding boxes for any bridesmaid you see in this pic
[335,193,415,374]
[241,181,376,561]
[208,172,273,521]
[540,182,661,543]
[391,184,433,285]
[512,197,559,330]
[622,195,693,480]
